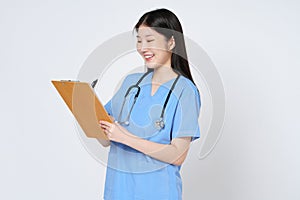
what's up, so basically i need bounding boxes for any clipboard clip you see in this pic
[59,79,98,88]
[60,80,80,82]
[59,80,80,85]
[91,79,98,88]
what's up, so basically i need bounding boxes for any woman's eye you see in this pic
[137,39,154,43]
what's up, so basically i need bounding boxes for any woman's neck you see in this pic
[152,66,178,84]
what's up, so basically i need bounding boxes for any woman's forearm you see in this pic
[99,120,191,165]
[122,133,191,165]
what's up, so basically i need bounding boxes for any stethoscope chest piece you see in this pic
[155,118,165,130]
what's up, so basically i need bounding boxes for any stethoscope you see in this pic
[115,71,181,130]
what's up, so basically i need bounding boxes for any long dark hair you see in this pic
[134,8,195,85]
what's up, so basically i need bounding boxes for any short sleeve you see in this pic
[171,84,201,141]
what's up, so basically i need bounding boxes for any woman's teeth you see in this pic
[144,54,154,59]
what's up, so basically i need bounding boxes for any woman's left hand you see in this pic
[99,120,130,143]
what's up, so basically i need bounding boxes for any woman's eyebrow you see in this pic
[136,34,154,38]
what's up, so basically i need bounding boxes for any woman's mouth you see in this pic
[144,53,154,62]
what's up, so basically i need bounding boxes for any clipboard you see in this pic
[51,80,112,140]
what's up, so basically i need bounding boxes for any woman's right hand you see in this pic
[96,115,114,147]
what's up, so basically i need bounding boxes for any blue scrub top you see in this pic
[103,71,201,200]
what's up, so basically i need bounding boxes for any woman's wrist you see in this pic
[120,128,138,146]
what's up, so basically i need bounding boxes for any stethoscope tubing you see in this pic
[117,71,180,130]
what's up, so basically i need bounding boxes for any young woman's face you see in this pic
[136,25,173,69]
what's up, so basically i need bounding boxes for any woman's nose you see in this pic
[138,41,149,52]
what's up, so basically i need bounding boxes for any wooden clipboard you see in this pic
[51,80,112,139]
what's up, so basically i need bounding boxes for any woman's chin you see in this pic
[145,62,159,69]
[145,64,154,69]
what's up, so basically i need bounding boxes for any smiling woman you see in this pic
[97,8,201,200]
[136,25,174,70]
[136,25,177,95]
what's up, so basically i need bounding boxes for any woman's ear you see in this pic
[168,35,176,51]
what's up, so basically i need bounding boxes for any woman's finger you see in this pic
[103,128,112,139]
[99,120,111,126]
[99,121,112,130]
[100,123,110,130]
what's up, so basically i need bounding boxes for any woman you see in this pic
[98,8,201,200]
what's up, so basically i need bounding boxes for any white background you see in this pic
[1,0,299,199]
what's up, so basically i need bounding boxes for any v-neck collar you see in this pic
[144,71,178,97]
